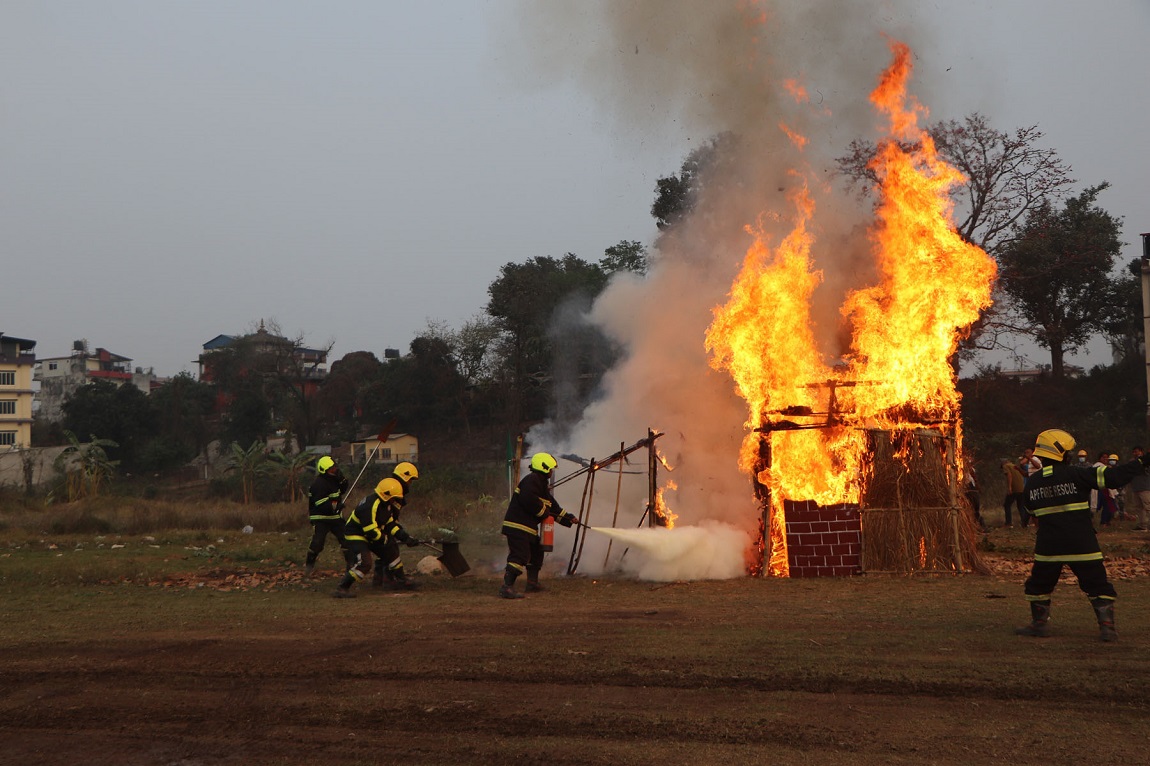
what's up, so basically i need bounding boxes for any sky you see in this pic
[2,0,1147,378]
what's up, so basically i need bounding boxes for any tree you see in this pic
[144,372,217,470]
[204,320,334,450]
[997,183,1124,378]
[650,133,740,231]
[61,379,156,472]
[486,254,609,426]
[835,113,1075,259]
[835,113,1077,358]
[53,430,120,501]
[226,440,271,505]
[599,240,649,276]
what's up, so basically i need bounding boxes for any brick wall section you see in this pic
[784,500,862,577]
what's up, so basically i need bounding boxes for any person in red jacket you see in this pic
[499,452,577,599]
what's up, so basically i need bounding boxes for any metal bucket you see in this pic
[425,540,470,577]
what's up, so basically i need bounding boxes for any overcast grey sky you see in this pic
[2,1,1146,377]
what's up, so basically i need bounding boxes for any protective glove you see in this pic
[405,537,421,547]
[335,500,346,512]
[558,513,577,528]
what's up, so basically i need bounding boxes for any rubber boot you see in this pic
[499,570,524,599]
[332,572,357,599]
[1014,600,1051,637]
[304,561,316,577]
[371,568,385,587]
[1091,598,1118,642]
[388,569,420,591]
[525,568,544,593]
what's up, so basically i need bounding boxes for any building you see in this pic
[350,433,419,465]
[0,332,36,449]
[34,340,159,422]
[198,321,328,392]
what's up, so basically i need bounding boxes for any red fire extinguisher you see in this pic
[540,515,555,552]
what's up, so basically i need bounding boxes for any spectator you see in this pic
[1001,458,1025,528]
[963,457,987,532]
[1131,447,1150,531]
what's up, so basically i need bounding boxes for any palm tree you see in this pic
[226,441,271,504]
[53,431,120,501]
[266,449,316,504]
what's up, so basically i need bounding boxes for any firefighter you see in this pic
[372,461,420,587]
[499,452,578,599]
[304,456,350,576]
[333,478,422,598]
[1014,428,1150,641]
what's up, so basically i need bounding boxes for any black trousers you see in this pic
[504,529,544,579]
[1023,559,1117,601]
[306,520,349,566]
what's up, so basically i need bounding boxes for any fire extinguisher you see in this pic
[540,515,555,552]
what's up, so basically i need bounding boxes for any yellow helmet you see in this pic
[316,456,336,474]
[530,452,557,475]
[393,461,419,482]
[374,478,404,501]
[1034,429,1076,462]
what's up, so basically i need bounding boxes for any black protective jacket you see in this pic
[307,471,348,523]
[345,492,411,544]
[501,470,564,537]
[1023,458,1144,563]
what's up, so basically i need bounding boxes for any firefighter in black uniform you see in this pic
[499,452,578,599]
[304,456,350,576]
[372,461,420,587]
[333,478,421,598]
[1015,428,1150,641]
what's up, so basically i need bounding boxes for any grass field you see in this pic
[2,498,1150,765]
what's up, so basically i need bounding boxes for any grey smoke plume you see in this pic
[508,1,940,579]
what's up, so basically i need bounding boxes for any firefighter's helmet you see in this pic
[1034,429,1076,462]
[530,452,558,475]
[393,462,419,482]
[316,456,336,475]
[375,478,404,501]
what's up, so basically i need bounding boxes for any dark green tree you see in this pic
[998,183,1125,378]
[650,132,739,231]
[142,372,217,471]
[599,240,649,276]
[61,379,156,471]
[486,254,608,427]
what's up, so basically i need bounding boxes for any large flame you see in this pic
[705,40,996,575]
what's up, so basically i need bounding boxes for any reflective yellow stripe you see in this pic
[1034,552,1103,563]
[1025,593,1053,601]
[1096,465,1107,489]
[502,521,538,536]
[536,499,552,518]
[309,514,342,522]
[1042,466,1053,477]
[346,534,367,542]
[508,561,525,573]
[1030,502,1090,516]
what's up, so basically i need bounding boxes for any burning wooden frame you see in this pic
[753,383,987,577]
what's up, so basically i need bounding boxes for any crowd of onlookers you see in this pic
[962,444,1150,532]
[993,445,1150,531]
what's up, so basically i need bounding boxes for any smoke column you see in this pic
[502,1,942,579]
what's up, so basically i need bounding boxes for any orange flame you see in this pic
[706,40,996,575]
[655,480,678,529]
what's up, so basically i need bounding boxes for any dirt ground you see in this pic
[4,545,1150,765]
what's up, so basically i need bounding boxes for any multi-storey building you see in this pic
[34,340,159,422]
[0,333,36,449]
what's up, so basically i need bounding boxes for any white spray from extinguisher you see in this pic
[584,521,750,581]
